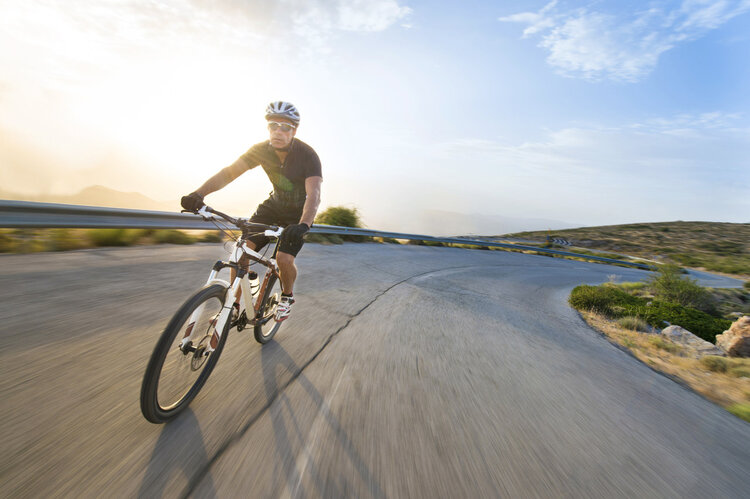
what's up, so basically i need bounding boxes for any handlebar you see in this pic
[186,206,281,234]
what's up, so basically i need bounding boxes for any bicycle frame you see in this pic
[179,217,284,354]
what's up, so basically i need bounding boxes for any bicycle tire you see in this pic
[253,273,283,344]
[140,284,230,423]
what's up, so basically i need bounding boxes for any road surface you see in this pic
[0,242,748,498]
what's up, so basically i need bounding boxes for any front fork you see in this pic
[179,268,239,355]
[179,257,277,355]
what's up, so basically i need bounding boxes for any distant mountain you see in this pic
[0,185,176,212]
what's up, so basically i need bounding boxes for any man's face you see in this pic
[267,118,296,149]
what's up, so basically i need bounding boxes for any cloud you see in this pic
[499,0,750,82]
[0,1,412,68]
[429,112,750,223]
[285,0,412,51]
[337,0,413,31]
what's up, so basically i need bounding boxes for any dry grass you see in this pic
[581,311,750,421]
[0,228,228,252]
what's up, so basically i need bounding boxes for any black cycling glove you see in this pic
[283,223,310,241]
[180,192,204,212]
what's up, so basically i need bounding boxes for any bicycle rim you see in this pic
[253,273,282,344]
[141,285,229,423]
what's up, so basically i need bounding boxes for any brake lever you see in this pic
[196,206,215,221]
[181,208,206,218]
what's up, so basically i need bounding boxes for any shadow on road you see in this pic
[261,341,385,498]
[137,409,216,499]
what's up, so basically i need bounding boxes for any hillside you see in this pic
[504,221,750,277]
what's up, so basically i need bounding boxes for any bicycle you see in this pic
[140,205,286,423]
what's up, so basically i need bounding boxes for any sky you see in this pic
[1,0,749,235]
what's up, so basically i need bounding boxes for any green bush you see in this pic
[696,241,744,255]
[1,229,47,253]
[200,232,224,243]
[570,284,731,342]
[705,257,750,276]
[88,229,143,247]
[728,366,750,378]
[617,316,650,332]
[569,285,642,316]
[700,355,728,372]
[49,229,87,251]
[315,206,362,228]
[617,282,647,291]
[726,403,750,422]
[153,230,195,245]
[647,264,709,309]
[0,232,17,252]
[636,301,731,343]
[314,206,365,242]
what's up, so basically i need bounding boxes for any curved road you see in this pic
[0,243,748,498]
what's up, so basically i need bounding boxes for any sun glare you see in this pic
[71,56,269,176]
[0,1,279,196]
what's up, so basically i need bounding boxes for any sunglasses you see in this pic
[267,121,296,132]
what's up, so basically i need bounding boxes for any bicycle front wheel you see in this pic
[253,273,283,344]
[140,284,230,423]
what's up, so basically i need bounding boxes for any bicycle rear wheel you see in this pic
[253,272,283,344]
[140,284,230,423]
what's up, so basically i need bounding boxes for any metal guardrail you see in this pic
[0,200,655,270]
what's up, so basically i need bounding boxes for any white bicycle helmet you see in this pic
[265,101,300,126]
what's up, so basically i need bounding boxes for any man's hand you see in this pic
[180,192,204,212]
[283,223,310,241]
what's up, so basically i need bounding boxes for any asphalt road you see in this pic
[0,242,748,498]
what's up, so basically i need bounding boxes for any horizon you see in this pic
[3,184,747,237]
[1,1,749,235]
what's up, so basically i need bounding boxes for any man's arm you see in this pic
[299,176,323,227]
[195,157,251,197]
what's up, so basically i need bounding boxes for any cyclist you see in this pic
[181,101,322,322]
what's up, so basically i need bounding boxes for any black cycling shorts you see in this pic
[244,196,305,257]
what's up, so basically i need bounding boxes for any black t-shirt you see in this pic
[240,139,322,206]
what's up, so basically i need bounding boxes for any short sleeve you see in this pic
[239,141,269,169]
[305,148,322,178]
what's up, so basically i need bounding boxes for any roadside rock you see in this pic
[661,325,725,357]
[715,316,750,358]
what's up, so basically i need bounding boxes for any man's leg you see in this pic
[276,251,297,295]
[231,240,257,304]
[274,250,299,322]
[273,204,305,321]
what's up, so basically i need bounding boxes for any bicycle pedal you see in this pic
[233,311,248,331]
[179,342,196,354]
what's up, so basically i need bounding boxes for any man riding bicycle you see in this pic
[181,101,322,322]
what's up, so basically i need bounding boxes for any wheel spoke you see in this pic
[156,298,221,409]
[254,273,282,343]
[141,284,230,422]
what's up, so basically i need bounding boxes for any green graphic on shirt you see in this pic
[268,172,295,192]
